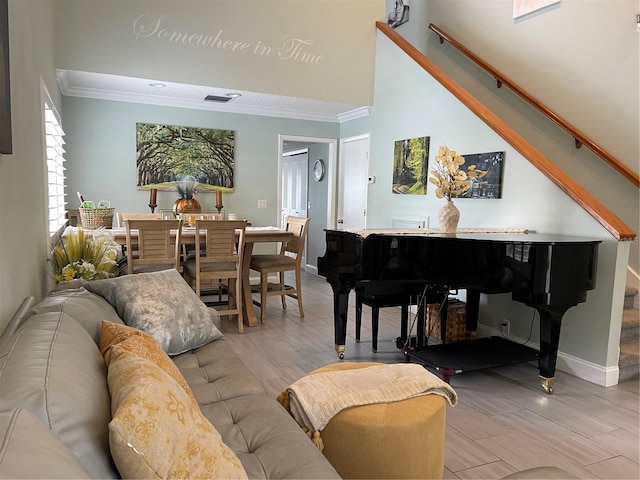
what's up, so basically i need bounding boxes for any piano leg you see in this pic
[333,290,350,359]
[536,307,567,395]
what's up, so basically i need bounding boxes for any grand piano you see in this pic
[317,229,600,393]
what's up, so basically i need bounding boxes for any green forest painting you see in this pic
[136,123,235,192]
[392,136,429,195]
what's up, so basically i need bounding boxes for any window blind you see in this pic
[45,103,66,237]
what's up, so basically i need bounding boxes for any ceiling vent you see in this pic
[204,95,233,103]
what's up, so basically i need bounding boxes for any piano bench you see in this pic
[308,362,447,480]
[355,293,412,352]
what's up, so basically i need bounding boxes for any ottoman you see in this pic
[307,362,447,479]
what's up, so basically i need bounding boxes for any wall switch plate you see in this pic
[257,199,267,209]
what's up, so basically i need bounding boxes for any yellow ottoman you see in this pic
[307,362,447,480]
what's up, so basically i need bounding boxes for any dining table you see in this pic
[106,225,294,328]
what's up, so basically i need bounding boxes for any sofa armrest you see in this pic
[0,297,37,351]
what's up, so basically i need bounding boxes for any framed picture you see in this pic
[386,0,410,28]
[0,0,12,155]
[392,135,429,195]
[513,0,561,19]
[456,151,505,199]
[136,123,235,192]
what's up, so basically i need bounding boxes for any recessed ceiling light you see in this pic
[225,92,241,98]
[148,82,167,88]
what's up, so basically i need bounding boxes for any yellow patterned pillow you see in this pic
[100,321,197,404]
[107,347,248,479]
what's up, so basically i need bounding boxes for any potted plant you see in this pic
[429,145,486,233]
[50,228,120,284]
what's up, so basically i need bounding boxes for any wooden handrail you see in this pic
[428,23,640,189]
[376,21,636,241]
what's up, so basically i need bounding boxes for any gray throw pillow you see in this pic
[85,269,223,355]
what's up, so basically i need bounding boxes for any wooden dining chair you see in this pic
[117,212,161,227]
[249,216,310,323]
[125,219,182,274]
[182,220,248,333]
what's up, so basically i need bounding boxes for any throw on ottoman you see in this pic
[278,362,457,479]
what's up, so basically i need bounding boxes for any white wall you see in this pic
[54,0,384,106]
[419,0,639,271]
[0,0,59,330]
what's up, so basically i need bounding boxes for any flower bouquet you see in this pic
[50,228,120,283]
[429,145,486,200]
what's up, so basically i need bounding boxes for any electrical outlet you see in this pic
[257,199,267,209]
[501,319,511,335]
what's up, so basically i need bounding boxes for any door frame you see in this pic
[277,134,338,229]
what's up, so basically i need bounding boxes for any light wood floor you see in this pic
[217,271,640,480]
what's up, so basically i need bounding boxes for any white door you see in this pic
[338,135,370,230]
[281,150,308,225]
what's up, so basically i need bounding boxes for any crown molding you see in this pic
[57,72,370,124]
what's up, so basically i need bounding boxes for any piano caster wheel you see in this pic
[338,352,345,360]
[400,346,412,362]
[336,345,345,360]
[540,376,555,395]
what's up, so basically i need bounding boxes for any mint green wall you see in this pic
[307,143,330,269]
[0,0,60,330]
[62,96,339,229]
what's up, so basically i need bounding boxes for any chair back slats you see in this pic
[118,212,162,227]
[281,216,310,260]
[195,220,247,269]
[125,219,182,274]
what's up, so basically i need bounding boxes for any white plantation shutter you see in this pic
[45,103,67,237]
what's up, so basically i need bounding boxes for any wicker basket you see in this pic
[426,299,474,342]
[79,207,114,229]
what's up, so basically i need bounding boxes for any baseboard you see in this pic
[476,325,618,387]
[305,265,318,276]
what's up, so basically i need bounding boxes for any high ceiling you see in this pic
[57,70,371,124]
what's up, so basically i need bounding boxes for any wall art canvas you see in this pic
[455,151,505,199]
[136,123,235,192]
[0,0,12,154]
[392,135,429,195]
[386,0,410,28]
[513,0,561,19]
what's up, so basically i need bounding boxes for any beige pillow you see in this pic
[107,347,247,479]
[100,321,197,404]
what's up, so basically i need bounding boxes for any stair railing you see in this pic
[428,23,639,189]
[376,21,635,241]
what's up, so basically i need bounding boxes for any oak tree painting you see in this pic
[392,136,429,195]
[136,123,235,192]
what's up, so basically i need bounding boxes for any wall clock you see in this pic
[313,159,325,182]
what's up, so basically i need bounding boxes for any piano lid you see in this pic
[346,229,602,245]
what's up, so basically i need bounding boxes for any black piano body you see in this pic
[317,229,600,393]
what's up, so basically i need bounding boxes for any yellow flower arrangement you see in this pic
[429,145,486,201]
[50,228,120,283]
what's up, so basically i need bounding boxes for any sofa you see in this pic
[0,269,340,479]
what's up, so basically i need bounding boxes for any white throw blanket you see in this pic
[278,363,458,450]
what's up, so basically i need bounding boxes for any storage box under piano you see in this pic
[426,299,475,342]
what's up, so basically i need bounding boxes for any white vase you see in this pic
[438,200,460,234]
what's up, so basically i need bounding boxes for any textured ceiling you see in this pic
[57,70,371,124]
